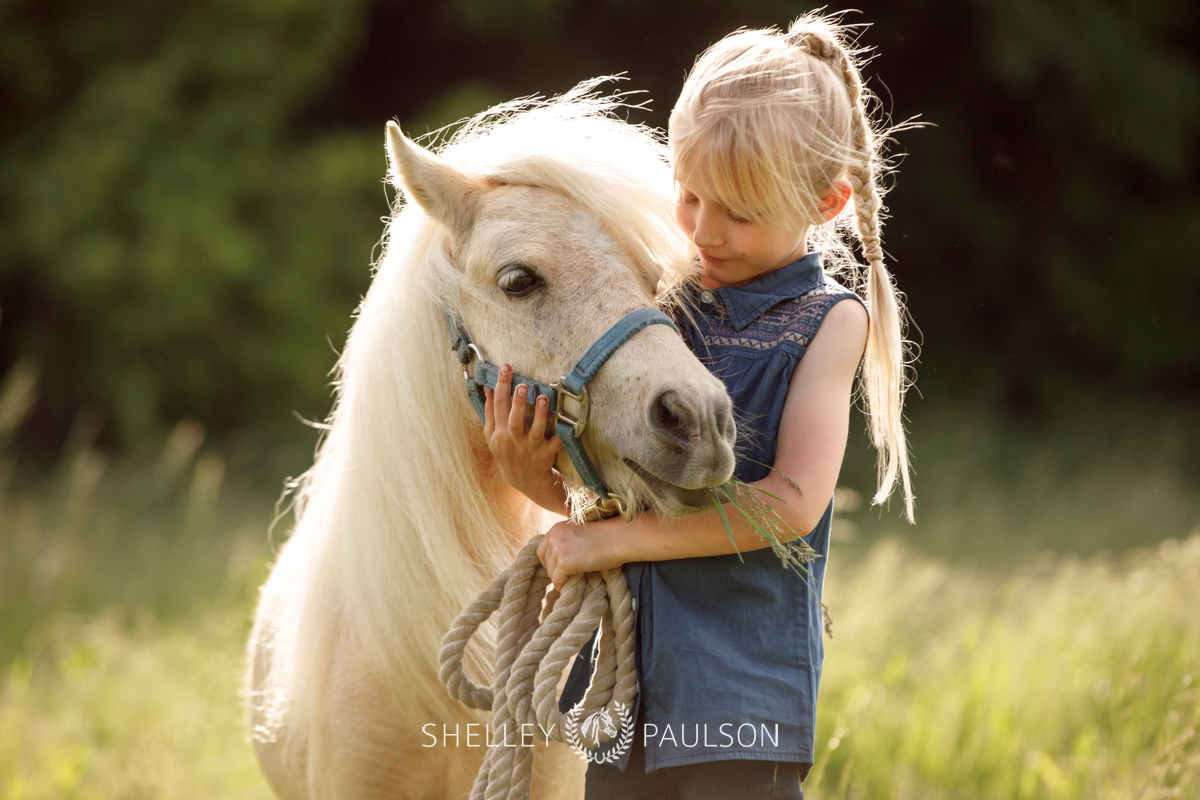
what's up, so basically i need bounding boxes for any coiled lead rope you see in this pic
[439,534,638,800]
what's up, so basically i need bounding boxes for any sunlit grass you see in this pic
[0,363,276,798]
[810,535,1200,799]
[0,420,271,667]
[0,612,272,800]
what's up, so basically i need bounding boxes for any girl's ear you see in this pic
[819,178,853,222]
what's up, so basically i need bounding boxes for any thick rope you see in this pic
[439,534,638,800]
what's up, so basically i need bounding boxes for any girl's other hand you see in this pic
[483,364,563,498]
[537,517,629,589]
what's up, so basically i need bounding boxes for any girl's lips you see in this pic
[700,252,729,263]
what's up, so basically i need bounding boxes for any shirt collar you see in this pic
[711,249,824,331]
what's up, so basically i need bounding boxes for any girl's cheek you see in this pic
[674,208,689,237]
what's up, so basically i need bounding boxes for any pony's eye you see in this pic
[497,266,543,297]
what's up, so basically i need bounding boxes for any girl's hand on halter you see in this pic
[538,516,627,589]
[483,365,566,512]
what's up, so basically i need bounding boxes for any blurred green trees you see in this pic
[0,0,380,448]
[1,0,1197,453]
[889,0,1200,409]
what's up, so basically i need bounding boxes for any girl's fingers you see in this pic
[539,529,558,585]
[494,365,513,430]
[529,394,550,443]
[483,387,495,439]
[508,383,528,438]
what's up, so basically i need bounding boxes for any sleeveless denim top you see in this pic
[560,250,866,772]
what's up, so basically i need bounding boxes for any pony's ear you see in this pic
[386,121,484,237]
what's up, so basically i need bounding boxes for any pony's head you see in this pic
[383,92,735,516]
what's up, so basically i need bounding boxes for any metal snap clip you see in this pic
[462,343,483,380]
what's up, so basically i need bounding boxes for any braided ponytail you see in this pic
[783,26,842,63]
[788,16,914,522]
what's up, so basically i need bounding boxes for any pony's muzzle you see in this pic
[643,387,736,490]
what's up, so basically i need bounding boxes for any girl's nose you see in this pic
[692,205,724,248]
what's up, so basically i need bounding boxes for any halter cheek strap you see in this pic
[446,307,679,519]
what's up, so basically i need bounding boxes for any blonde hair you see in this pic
[671,13,915,521]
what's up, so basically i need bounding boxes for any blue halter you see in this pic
[446,307,679,520]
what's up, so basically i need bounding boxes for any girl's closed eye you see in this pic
[678,183,748,223]
[678,191,748,223]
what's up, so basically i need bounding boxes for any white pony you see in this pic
[247,86,736,800]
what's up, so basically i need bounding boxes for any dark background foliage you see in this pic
[2,0,1198,457]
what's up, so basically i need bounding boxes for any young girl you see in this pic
[484,14,913,799]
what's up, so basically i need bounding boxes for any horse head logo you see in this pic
[565,702,634,763]
[581,709,620,742]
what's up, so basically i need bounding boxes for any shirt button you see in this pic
[700,290,715,304]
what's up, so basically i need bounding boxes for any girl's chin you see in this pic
[700,258,740,276]
[702,261,762,286]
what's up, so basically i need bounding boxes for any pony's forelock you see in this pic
[431,78,692,294]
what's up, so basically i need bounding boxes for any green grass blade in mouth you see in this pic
[772,467,803,497]
[745,484,788,504]
[708,486,745,562]
[724,488,799,565]
[733,457,805,497]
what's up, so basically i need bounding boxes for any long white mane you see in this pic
[251,82,691,758]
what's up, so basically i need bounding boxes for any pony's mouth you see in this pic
[622,458,713,513]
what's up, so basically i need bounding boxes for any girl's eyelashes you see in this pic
[676,191,751,224]
[497,264,544,297]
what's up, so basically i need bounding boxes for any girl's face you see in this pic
[674,163,808,287]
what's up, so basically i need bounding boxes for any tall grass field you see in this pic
[1,364,1197,798]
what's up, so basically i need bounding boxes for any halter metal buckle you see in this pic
[551,380,590,438]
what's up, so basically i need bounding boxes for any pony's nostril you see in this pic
[648,390,700,446]
[721,405,736,446]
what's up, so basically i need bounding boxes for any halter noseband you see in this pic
[446,307,679,521]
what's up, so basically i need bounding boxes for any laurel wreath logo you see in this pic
[563,702,635,763]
